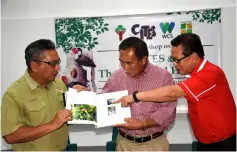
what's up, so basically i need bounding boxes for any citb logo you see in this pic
[159,22,175,39]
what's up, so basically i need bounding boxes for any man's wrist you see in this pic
[142,120,148,130]
[47,121,57,131]
[133,91,140,102]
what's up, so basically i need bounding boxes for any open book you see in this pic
[65,88,131,128]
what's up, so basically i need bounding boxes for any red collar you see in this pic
[190,58,207,77]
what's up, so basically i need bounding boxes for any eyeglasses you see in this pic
[33,60,61,67]
[170,53,192,64]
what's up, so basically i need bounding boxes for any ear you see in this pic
[30,61,39,72]
[142,56,148,65]
[191,53,198,62]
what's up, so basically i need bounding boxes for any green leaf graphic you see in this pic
[55,17,109,53]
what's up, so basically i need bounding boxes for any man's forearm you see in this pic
[4,122,56,144]
[137,85,185,102]
[143,118,158,128]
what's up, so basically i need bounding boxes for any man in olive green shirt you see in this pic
[1,39,85,151]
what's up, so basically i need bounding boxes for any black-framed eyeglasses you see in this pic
[33,60,61,67]
[170,53,192,64]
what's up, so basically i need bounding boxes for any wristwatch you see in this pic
[133,91,140,103]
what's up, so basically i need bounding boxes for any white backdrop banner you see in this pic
[55,9,221,112]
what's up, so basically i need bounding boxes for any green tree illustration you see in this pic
[55,17,109,53]
[115,25,126,41]
[166,9,221,23]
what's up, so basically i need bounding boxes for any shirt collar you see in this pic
[190,58,207,77]
[143,61,152,76]
[130,61,152,79]
[24,70,55,90]
[24,70,39,90]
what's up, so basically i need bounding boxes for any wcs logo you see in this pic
[159,22,175,39]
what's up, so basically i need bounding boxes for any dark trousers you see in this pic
[197,134,236,151]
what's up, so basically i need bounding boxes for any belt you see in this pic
[197,134,236,151]
[199,134,236,146]
[119,130,163,143]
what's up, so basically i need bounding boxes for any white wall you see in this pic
[1,0,236,19]
[221,7,236,100]
[1,0,236,150]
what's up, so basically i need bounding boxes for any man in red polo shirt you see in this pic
[115,33,236,151]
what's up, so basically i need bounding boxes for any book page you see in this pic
[65,89,97,125]
[95,90,131,128]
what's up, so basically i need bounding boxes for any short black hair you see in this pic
[119,37,149,60]
[171,33,205,58]
[25,39,56,70]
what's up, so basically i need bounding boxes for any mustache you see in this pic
[53,72,59,76]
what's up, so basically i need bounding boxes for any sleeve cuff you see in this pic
[178,82,199,102]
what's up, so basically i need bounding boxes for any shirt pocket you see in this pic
[25,101,48,126]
